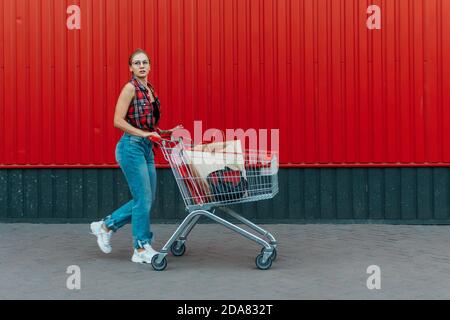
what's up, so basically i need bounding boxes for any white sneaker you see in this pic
[131,244,160,264]
[90,221,112,254]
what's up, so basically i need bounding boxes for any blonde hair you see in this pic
[128,48,150,66]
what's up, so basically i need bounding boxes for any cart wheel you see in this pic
[260,247,277,261]
[255,253,273,270]
[170,241,186,257]
[151,254,168,271]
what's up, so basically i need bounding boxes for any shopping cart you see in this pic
[149,136,279,271]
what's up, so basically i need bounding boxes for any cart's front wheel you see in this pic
[171,241,186,257]
[260,247,277,261]
[255,254,273,270]
[151,254,168,271]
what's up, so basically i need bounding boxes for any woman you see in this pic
[90,48,182,264]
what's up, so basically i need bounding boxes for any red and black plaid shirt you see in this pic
[126,76,161,131]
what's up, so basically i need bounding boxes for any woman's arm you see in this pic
[156,125,184,136]
[113,83,159,139]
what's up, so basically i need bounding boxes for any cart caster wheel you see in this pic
[255,253,273,270]
[261,247,277,261]
[171,241,186,257]
[151,254,168,271]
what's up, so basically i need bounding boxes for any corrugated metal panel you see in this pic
[1,0,450,167]
[2,167,450,223]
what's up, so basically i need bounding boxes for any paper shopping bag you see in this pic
[171,143,213,205]
[185,140,246,180]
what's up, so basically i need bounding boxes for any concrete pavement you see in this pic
[1,223,450,299]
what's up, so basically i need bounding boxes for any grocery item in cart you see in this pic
[184,140,247,204]
[207,166,248,202]
[170,142,214,204]
[187,140,247,180]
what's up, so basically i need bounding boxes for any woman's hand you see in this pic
[142,131,162,142]
[157,124,184,136]
[169,124,184,132]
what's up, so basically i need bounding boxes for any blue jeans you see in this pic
[103,132,157,249]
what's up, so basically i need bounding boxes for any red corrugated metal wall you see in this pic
[1,0,450,167]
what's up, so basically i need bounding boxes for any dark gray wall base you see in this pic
[1,168,450,224]
[1,218,450,225]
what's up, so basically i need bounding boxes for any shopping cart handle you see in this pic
[147,135,179,145]
[148,135,162,143]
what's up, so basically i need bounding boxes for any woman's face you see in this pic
[129,53,151,78]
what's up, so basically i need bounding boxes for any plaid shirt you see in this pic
[126,76,161,131]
